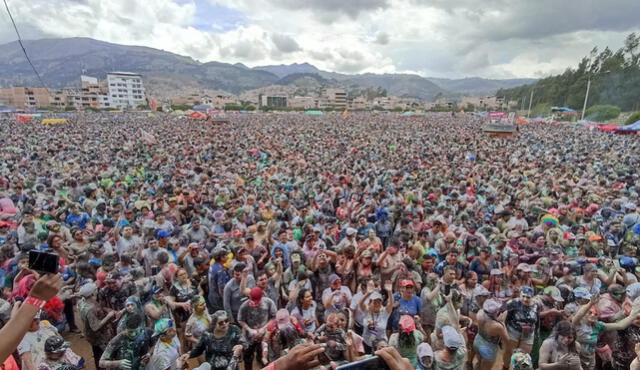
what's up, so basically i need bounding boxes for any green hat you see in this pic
[153,318,174,337]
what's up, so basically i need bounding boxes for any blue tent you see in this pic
[617,120,640,131]
[551,106,576,113]
[192,104,212,112]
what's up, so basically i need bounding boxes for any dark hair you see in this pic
[157,252,169,265]
[554,321,578,353]
[126,313,142,330]
[398,330,416,348]
[296,288,311,311]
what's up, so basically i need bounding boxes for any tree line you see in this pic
[497,33,640,114]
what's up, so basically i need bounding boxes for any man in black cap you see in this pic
[38,335,84,370]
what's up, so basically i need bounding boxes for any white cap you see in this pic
[417,342,434,358]
[442,326,463,348]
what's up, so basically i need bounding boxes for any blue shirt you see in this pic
[66,212,90,230]
[392,293,421,329]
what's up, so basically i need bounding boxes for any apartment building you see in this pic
[106,72,146,109]
[0,87,51,109]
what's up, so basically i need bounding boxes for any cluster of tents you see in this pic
[588,120,640,134]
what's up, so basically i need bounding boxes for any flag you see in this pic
[149,99,158,111]
[139,129,157,144]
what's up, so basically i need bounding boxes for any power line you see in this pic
[2,0,46,87]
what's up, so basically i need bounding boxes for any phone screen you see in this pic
[28,250,60,274]
[336,356,390,370]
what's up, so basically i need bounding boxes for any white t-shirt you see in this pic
[17,321,59,368]
[362,309,390,346]
[321,286,353,319]
[148,336,180,370]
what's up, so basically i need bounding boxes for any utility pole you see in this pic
[527,89,534,118]
[581,75,591,121]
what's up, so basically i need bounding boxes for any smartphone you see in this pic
[336,356,390,370]
[444,284,451,296]
[317,350,332,366]
[28,250,60,274]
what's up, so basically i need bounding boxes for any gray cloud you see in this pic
[271,33,301,53]
[414,0,640,42]
[374,32,389,45]
[273,0,389,20]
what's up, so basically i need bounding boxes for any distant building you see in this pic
[323,88,347,108]
[259,95,288,108]
[106,72,146,109]
[349,97,367,110]
[0,86,51,109]
[289,96,316,109]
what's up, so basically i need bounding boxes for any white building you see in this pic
[106,72,146,109]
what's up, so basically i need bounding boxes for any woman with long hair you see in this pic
[538,321,582,370]
[181,310,245,370]
[184,295,211,347]
[290,288,318,334]
[488,269,513,301]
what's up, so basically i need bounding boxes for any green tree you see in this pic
[625,111,640,124]
[531,103,552,117]
[171,104,191,111]
[584,104,620,121]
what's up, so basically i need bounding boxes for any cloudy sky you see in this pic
[1,0,639,78]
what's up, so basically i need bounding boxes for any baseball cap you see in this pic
[369,292,383,301]
[399,315,416,333]
[543,286,564,302]
[490,268,504,276]
[249,287,264,305]
[329,274,341,285]
[401,279,415,288]
[417,342,434,359]
[483,299,503,315]
[153,318,174,337]
[156,230,170,238]
[520,286,534,297]
[517,263,532,273]
[573,287,592,300]
[442,325,463,349]
[44,335,70,354]
[78,283,98,297]
[346,228,357,236]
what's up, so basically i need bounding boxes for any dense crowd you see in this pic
[1,112,640,370]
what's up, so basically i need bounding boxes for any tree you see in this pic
[498,33,640,112]
[137,104,150,110]
[531,103,552,117]
[584,104,620,121]
[171,104,191,111]
[625,111,640,124]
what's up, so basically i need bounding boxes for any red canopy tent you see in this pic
[598,124,618,132]
[187,111,207,120]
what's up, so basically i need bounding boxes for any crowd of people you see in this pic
[0,111,640,370]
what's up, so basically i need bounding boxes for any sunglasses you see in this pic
[217,319,229,325]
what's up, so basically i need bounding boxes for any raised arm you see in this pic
[572,294,599,326]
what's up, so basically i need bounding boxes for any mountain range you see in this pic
[0,37,536,101]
